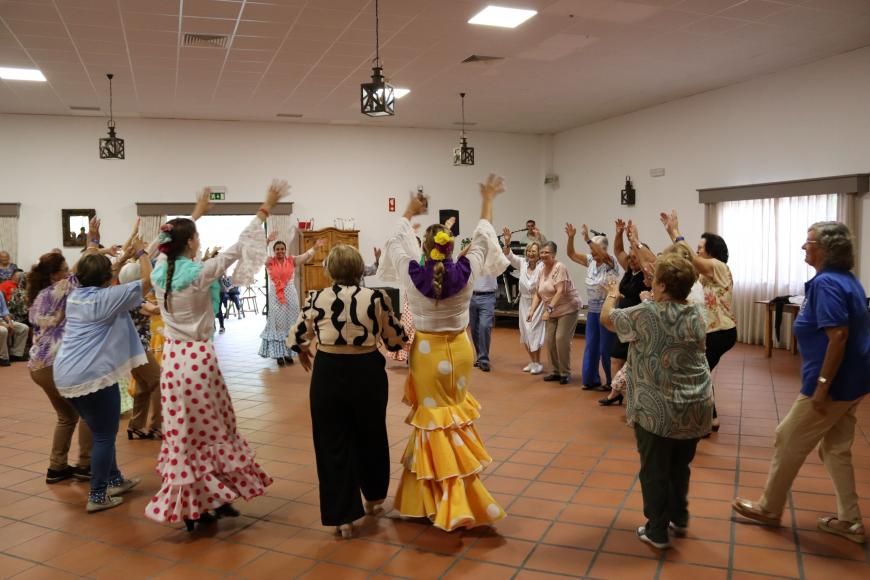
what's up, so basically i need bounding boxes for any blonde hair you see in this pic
[662,242,692,262]
[654,254,697,300]
[422,224,453,298]
[525,241,540,259]
[325,245,365,286]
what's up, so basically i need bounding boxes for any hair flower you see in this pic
[429,248,446,261]
[434,231,453,245]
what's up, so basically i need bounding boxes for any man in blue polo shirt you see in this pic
[733,221,870,544]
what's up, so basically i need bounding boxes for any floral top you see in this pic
[0,263,18,282]
[537,262,582,318]
[28,275,78,371]
[8,287,28,324]
[700,260,736,332]
[610,301,713,439]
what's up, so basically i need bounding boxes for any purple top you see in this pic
[28,275,78,371]
[408,257,472,300]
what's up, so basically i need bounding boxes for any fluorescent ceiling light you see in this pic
[468,6,537,28]
[0,67,46,81]
[393,88,411,99]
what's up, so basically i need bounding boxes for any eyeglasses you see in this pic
[804,240,819,245]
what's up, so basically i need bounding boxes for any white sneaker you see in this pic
[530,363,544,375]
[522,363,532,372]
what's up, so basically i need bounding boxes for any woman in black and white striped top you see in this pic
[288,244,406,539]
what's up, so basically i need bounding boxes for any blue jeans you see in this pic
[469,292,496,365]
[582,312,615,386]
[68,385,122,501]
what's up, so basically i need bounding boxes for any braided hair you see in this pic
[422,224,453,299]
[158,218,198,312]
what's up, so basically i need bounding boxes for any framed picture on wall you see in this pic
[62,209,96,247]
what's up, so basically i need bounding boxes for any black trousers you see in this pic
[634,424,699,543]
[705,327,737,419]
[310,350,390,526]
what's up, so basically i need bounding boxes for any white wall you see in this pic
[0,115,547,270]
[551,46,870,291]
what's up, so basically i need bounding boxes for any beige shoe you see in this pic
[87,496,123,513]
[732,498,781,526]
[108,477,141,496]
[335,524,353,539]
[818,516,866,544]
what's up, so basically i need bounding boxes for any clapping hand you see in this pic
[565,223,576,238]
[659,209,678,236]
[580,224,590,241]
[615,218,626,236]
[373,247,382,261]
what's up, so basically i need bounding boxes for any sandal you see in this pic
[732,498,781,526]
[818,516,866,544]
[127,428,153,440]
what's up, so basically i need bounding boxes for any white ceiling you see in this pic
[1,0,869,134]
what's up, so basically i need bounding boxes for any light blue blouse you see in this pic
[54,281,148,398]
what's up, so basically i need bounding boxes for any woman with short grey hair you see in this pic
[733,221,870,544]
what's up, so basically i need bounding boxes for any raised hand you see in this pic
[615,218,626,235]
[627,220,639,245]
[130,236,146,254]
[580,224,590,241]
[373,247,382,261]
[89,216,101,241]
[479,173,505,199]
[565,223,576,238]
[444,216,456,230]
[406,192,428,218]
[502,226,511,243]
[267,231,279,243]
[264,179,291,210]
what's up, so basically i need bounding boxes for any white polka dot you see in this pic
[437,360,452,375]
[423,397,437,409]
[452,433,465,446]
[418,340,431,354]
[442,488,449,501]
[457,376,467,389]
[486,504,501,518]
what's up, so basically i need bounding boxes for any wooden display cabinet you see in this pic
[299,228,359,295]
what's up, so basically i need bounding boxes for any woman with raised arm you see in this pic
[145,185,282,531]
[502,227,545,374]
[53,233,153,513]
[566,223,621,390]
[259,230,325,366]
[661,210,736,433]
[600,219,651,406]
[380,174,510,531]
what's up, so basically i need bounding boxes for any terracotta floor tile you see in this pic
[153,562,226,579]
[410,526,475,555]
[558,504,617,527]
[4,530,89,562]
[734,522,797,550]
[801,554,870,580]
[511,450,557,466]
[381,548,455,578]
[273,527,341,559]
[514,570,574,580]
[538,466,588,485]
[90,551,176,579]
[522,440,566,454]
[665,537,730,568]
[483,474,532,495]
[8,565,79,580]
[327,539,401,570]
[509,497,566,520]
[524,544,594,576]
[178,540,266,571]
[297,562,370,579]
[600,528,661,559]
[584,471,636,490]
[732,545,800,577]
[443,559,517,579]
[0,553,36,577]
[494,462,544,480]
[0,521,50,551]
[464,535,535,566]
[542,522,606,550]
[224,520,304,549]
[587,552,659,580]
[490,514,551,542]
[521,481,577,502]
[796,529,868,561]
[660,561,729,580]
[571,487,627,507]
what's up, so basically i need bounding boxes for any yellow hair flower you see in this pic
[433,231,453,245]
[429,248,446,261]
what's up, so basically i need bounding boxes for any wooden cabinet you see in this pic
[299,228,359,295]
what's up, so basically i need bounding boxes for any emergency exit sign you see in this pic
[209,190,226,201]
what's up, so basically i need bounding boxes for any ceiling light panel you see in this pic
[468,6,538,28]
[0,67,47,81]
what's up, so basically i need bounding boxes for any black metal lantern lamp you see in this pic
[360,0,395,117]
[453,92,474,166]
[99,73,125,159]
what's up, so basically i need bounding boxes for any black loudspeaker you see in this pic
[439,209,460,236]
[371,286,400,314]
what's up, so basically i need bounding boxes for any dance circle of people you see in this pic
[6,175,868,549]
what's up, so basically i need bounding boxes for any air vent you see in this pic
[70,105,101,111]
[183,33,228,48]
[461,54,504,64]
[276,113,303,118]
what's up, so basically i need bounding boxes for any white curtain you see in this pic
[139,215,166,245]
[0,216,18,263]
[267,215,297,252]
[715,193,839,345]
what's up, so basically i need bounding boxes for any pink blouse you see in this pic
[537,262,581,317]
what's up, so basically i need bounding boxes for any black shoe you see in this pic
[276,357,286,367]
[581,383,602,391]
[215,503,240,518]
[46,465,75,484]
[0,359,9,367]
[72,465,91,481]
[599,394,624,406]
[473,361,480,368]
[219,327,225,334]
[479,363,490,372]
[559,376,570,385]
[543,374,561,382]
[284,356,294,365]
[10,354,28,362]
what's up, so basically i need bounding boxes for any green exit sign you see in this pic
[209,191,226,201]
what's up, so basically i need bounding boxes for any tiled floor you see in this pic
[1,315,869,579]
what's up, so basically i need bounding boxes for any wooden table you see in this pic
[755,300,801,357]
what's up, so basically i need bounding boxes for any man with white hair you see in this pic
[0,291,28,366]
